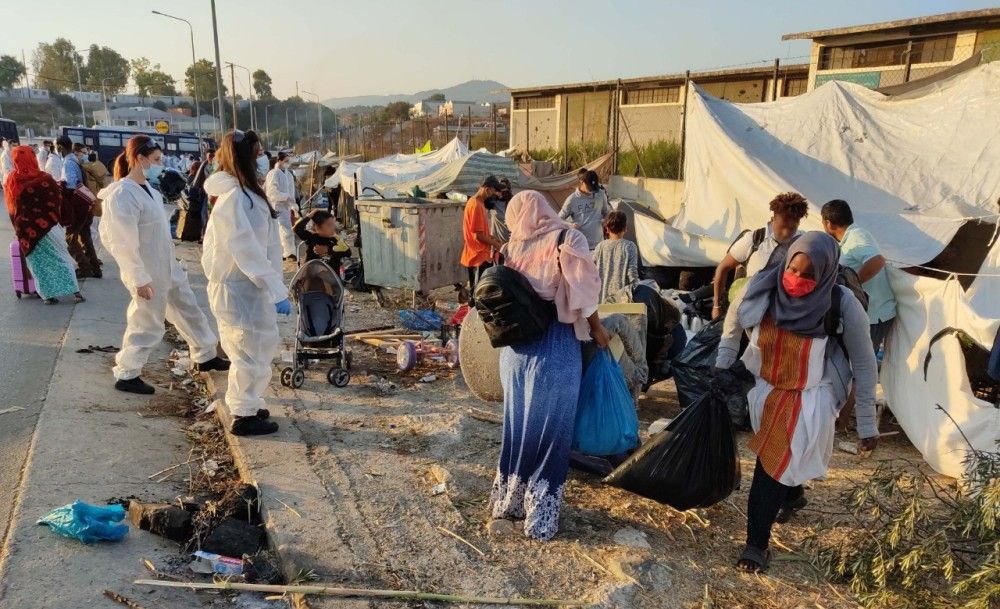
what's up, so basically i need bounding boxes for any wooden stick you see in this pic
[436,526,485,557]
[148,456,204,480]
[103,590,150,609]
[468,408,503,425]
[345,325,395,336]
[133,579,587,606]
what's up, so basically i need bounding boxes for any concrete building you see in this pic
[111,93,196,107]
[440,100,494,119]
[93,106,218,132]
[3,87,50,100]
[410,100,444,117]
[67,90,103,104]
[783,8,1000,91]
[508,64,809,152]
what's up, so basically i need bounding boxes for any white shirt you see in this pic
[44,153,63,180]
[728,222,802,278]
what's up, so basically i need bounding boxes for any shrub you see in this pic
[618,140,681,180]
[808,419,999,609]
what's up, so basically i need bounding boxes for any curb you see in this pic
[205,374,361,609]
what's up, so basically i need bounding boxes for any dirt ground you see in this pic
[271,281,933,609]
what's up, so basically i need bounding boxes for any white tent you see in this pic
[637,63,1000,478]
[329,137,470,195]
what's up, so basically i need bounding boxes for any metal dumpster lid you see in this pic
[356,197,464,209]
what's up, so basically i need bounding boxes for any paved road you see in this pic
[0,214,75,549]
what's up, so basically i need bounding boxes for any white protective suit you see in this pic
[0,141,12,183]
[265,166,297,258]
[202,171,285,417]
[36,147,49,170]
[44,152,62,180]
[98,178,219,380]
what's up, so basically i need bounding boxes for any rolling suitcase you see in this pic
[10,240,37,299]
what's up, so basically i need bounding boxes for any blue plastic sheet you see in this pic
[573,350,640,456]
[37,500,128,544]
[399,309,444,332]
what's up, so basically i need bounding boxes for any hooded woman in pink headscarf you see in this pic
[488,190,608,541]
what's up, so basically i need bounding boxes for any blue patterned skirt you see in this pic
[26,229,79,299]
[490,322,581,540]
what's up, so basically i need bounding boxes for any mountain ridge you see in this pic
[322,79,509,109]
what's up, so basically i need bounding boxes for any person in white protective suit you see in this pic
[202,129,290,436]
[99,135,230,395]
[44,141,62,180]
[0,139,13,183]
[265,151,298,260]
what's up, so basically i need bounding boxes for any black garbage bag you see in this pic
[671,320,753,428]
[603,387,740,510]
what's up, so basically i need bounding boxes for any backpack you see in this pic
[474,230,566,348]
[823,265,870,355]
[730,227,767,280]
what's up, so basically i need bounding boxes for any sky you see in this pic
[3,0,997,101]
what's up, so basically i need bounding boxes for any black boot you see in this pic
[115,376,155,395]
[194,356,231,372]
[231,416,278,436]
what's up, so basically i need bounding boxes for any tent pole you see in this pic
[903,40,914,83]
[679,69,690,181]
[563,95,569,172]
[771,58,780,101]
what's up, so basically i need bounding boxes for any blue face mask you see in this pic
[143,164,164,181]
[256,156,269,175]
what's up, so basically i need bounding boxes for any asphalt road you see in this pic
[0,210,75,550]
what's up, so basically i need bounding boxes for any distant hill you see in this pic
[322,79,509,109]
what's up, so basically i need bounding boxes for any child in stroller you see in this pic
[278,259,352,389]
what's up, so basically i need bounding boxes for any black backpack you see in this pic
[823,265,870,354]
[474,231,566,348]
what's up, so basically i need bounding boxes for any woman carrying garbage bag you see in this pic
[202,130,290,437]
[487,190,608,541]
[714,232,878,573]
[99,135,229,395]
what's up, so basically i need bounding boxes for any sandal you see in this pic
[73,292,86,303]
[776,495,808,524]
[736,545,771,573]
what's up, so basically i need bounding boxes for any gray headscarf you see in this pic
[737,231,840,337]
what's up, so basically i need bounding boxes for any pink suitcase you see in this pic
[10,240,36,299]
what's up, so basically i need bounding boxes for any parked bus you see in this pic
[0,118,19,144]
[59,126,215,167]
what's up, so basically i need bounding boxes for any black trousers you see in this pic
[466,261,493,304]
[746,459,804,550]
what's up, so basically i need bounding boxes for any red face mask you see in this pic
[782,271,817,298]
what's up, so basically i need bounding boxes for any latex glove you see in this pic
[275,299,292,316]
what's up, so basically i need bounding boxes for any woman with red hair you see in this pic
[4,145,83,304]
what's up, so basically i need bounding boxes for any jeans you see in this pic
[466,261,493,305]
[870,318,894,355]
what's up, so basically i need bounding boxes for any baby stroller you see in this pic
[279,259,352,389]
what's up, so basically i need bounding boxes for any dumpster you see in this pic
[357,198,467,293]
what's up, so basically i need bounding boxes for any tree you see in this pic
[0,55,26,91]
[83,45,130,95]
[33,38,82,93]
[131,57,178,97]
[252,69,273,100]
[428,93,445,101]
[184,59,225,103]
[382,101,413,123]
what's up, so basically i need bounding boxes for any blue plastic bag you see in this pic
[573,350,640,456]
[399,309,444,332]
[37,500,128,544]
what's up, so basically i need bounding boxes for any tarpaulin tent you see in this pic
[375,151,521,197]
[635,63,1000,478]
[329,137,470,196]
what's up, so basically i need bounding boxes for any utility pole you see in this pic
[285,107,290,147]
[226,62,254,130]
[210,0,227,131]
[229,63,238,130]
[73,54,86,126]
[100,78,110,125]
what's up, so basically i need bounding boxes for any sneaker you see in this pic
[194,356,231,372]
[115,376,155,395]
[231,416,278,436]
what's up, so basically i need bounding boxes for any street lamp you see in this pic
[301,89,323,149]
[151,10,204,149]
[209,0,227,131]
[73,54,86,126]
[225,62,255,131]
[100,77,111,125]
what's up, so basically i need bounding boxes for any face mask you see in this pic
[257,156,269,174]
[782,271,817,298]
[143,162,164,181]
